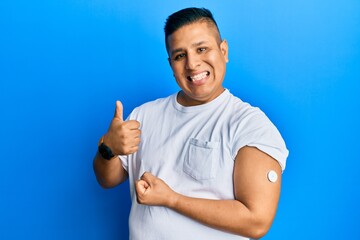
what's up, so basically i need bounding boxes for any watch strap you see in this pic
[98,136,115,160]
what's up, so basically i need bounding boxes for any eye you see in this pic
[198,47,207,53]
[174,53,186,61]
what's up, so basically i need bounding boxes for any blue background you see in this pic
[1,0,359,239]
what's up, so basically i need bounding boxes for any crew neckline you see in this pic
[172,89,230,113]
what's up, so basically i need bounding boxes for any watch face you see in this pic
[98,143,114,160]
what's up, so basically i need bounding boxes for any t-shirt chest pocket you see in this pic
[183,138,221,181]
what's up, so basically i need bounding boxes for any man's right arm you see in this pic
[93,152,128,188]
[93,100,141,188]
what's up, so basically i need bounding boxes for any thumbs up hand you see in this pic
[104,100,141,155]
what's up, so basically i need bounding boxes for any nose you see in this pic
[185,53,201,70]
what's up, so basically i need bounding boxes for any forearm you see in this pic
[169,194,271,239]
[93,152,128,188]
[136,147,281,238]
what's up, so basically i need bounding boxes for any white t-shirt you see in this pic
[120,89,288,240]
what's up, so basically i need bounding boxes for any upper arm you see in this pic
[234,146,282,229]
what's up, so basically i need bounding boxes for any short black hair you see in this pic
[164,7,221,51]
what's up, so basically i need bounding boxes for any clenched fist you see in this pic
[135,172,178,207]
[103,100,141,155]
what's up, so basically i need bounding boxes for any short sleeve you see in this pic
[232,108,289,171]
[119,155,128,172]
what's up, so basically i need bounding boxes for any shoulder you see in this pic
[129,93,176,119]
[226,92,289,170]
[226,92,269,126]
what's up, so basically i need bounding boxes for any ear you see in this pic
[220,40,229,63]
[167,57,172,67]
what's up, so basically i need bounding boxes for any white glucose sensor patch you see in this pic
[267,170,278,183]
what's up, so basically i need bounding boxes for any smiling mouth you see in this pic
[187,71,210,82]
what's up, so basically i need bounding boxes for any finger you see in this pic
[128,145,139,154]
[141,180,150,189]
[141,171,154,184]
[114,100,124,122]
[125,129,141,140]
[129,137,141,147]
[136,180,148,204]
[136,180,149,193]
[118,128,141,144]
[124,120,141,129]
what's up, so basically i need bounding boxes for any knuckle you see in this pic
[132,146,139,152]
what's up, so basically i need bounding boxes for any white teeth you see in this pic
[190,72,208,81]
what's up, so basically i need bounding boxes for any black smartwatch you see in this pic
[98,136,115,160]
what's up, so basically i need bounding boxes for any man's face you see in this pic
[167,21,229,106]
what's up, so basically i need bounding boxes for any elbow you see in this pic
[248,225,270,239]
[233,208,274,239]
[232,217,272,238]
[96,176,120,189]
[99,181,116,189]
[245,217,273,239]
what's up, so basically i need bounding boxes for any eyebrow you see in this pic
[170,41,208,57]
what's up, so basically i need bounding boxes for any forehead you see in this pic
[166,21,220,52]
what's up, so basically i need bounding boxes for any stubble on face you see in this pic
[166,21,229,106]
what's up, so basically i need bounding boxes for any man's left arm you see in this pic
[135,146,282,239]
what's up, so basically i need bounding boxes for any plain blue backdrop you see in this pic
[1,0,359,239]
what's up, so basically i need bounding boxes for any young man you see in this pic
[94,7,288,240]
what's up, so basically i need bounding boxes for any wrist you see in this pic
[168,191,181,209]
[98,135,115,160]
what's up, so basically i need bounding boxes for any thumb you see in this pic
[114,100,124,121]
[141,172,155,184]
